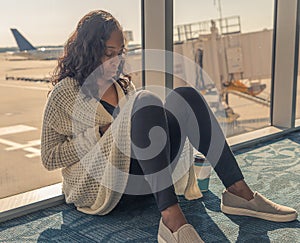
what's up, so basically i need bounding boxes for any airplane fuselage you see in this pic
[12,47,63,60]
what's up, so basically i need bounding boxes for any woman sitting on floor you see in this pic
[41,10,298,243]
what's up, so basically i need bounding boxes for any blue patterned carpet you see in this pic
[1,132,300,242]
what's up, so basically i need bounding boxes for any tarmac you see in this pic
[0,53,61,199]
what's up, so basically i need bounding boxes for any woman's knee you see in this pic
[172,87,209,109]
[131,90,166,123]
[134,90,163,109]
[173,86,199,99]
[166,86,202,107]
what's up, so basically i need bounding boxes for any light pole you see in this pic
[214,0,223,20]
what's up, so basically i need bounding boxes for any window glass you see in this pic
[174,0,274,137]
[0,0,141,199]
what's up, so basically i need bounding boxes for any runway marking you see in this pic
[0,125,37,136]
[23,147,41,158]
[0,83,49,91]
[0,138,40,158]
[6,139,40,151]
[0,125,40,158]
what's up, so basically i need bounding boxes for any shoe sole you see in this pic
[221,203,298,222]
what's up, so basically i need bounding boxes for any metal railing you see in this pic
[174,15,241,42]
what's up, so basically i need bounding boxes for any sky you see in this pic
[0,0,274,47]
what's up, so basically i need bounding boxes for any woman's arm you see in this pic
[41,81,114,171]
[41,122,101,171]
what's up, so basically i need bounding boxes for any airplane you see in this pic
[9,28,142,61]
[10,28,63,60]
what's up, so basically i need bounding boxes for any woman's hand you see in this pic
[99,123,111,135]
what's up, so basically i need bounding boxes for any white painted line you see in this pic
[24,147,41,158]
[6,140,40,151]
[0,125,37,136]
[0,138,41,158]
[0,83,49,91]
[0,138,20,147]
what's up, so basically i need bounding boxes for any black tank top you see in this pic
[99,99,120,119]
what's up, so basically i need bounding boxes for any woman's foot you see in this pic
[158,218,204,243]
[159,204,204,243]
[227,179,254,201]
[223,180,298,222]
[161,204,188,233]
[221,190,298,222]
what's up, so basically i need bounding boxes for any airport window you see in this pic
[174,0,275,137]
[0,0,299,222]
[0,1,141,200]
[296,40,300,120]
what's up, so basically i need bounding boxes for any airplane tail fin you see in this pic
[10,28,36,51]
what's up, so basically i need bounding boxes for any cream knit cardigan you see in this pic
[41,77,202,215]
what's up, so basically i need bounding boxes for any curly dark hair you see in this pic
[51,10,130,96]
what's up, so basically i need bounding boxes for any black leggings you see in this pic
[124,87,244,212]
